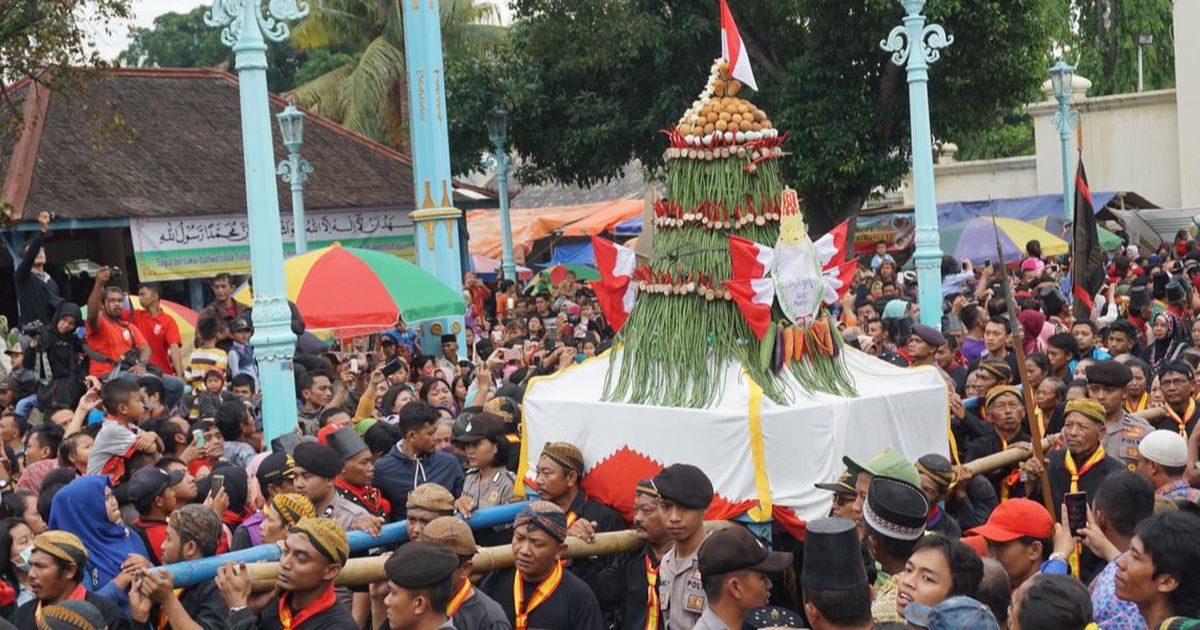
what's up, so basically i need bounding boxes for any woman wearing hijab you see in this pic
[1017,309,1049,355]
[1144,311,1186,370]
[48,476,149,610]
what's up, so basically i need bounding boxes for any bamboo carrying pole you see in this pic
[244,521,737,591]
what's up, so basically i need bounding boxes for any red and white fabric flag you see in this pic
[814,220,857,304]
[729,235,774,281]
[591,237,638,332]
[726,278,775,340]
[720,0,758,91]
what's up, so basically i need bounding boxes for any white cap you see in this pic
[1139,430,1189,468]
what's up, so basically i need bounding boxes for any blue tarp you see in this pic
[548,241,596,266]
[614,214,643,236]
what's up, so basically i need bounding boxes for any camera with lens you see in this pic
[109,266,123,281]
[20,320,43,337]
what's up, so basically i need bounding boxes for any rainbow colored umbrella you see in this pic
[941,217,1068,265]
[234,243,465,335]
[544,263,600,282]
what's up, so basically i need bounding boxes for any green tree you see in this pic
[467,0,1057,230]
[116,6,340,93]
[288,0,507,154]
[1,0,132,150]
[1070,0,1174,96]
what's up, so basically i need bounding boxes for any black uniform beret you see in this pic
[1085,360,1133,387]
[293,442,344,478]
[651,463,713,510]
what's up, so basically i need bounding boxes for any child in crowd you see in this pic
[185,317,228,391]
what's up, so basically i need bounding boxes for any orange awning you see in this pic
[466,199,643,263]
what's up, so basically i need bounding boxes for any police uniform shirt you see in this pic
[323,491,371,531]
[658,531,712,630]
[1103,412,1154,469]
[463,468,517,511]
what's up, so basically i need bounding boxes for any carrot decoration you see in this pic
[792,326,806,361]
[782,325,795,365]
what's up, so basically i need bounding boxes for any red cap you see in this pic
[965,499,1054,542]
[960,535,988,558]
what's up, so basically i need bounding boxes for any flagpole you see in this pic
[989,207,1056,516]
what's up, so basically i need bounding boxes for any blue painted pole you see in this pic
[403,0,466,355]
[1049,60,1078,222]
[205,0,305,446]
[882,0,952,329]
[164,500,533,587]
[496,151,516,281]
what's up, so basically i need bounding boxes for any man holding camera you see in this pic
[85,266,151,379]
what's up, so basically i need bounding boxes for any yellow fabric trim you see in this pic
[746,377,773,522]
[514,349,611,497]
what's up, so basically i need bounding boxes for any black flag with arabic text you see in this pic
[1072,159,1104,319]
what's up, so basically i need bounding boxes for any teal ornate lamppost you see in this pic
[881,0,953,328]
[1049,59,1079,221]
[277,100,313,254]
[205,0,307,445]
[484,107,516,281]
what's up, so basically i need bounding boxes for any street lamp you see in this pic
[881,0,952,329]
[1137,34,1154,92]
[276,100,313,254]
[1049,58,1079,221]
[484,106,516,281]
[205,0,305,447]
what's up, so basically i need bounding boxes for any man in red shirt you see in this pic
[133,283,183,378]
[85,268,151,379]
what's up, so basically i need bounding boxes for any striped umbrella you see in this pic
[941,217,1068,265]
[234,243,465,335]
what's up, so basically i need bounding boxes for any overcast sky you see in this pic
[89,0,512,61]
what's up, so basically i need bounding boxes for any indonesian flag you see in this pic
[720,0,757,91]
[814,220,857,305]
[729,235,774,281]
[591,237,638,332]
[726,278,775,340]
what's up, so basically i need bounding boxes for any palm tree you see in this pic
[288,0,506,151]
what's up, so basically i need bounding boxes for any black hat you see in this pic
[199,465,249,514]
[127,466,184,507]
[910,324,946,347]
[327,426,369,460]
[1129,284,1151,312]
[385,541,459,588]
[863,476,929,541]
[814,469,859,497]
[271,432,302,455]
[256,451,296,489]
[230,318,252,333]
[743,606,804,629]
[453,412,506,446]
[698,526,792,577]
[801,517,867,591]
[652,464,714,510]
[1167,276,1190,303]
[1086,360,1133,388]
[1153,272,1170,296]
[1038,286,1066,316]
[441,334,457,344]
[293,442,344,478]
[493,384,525,404]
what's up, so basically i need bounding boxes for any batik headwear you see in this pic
[916,454,958,494]
[540,442,585,476]
[513,500,568,543]
[484,395,520,426]
[290,517,349,566]
[31,531,87,568]
[420,516,478,557]
[36,600,107,630]
[634,478,660,499]
[270,493,315,529]
[1065,399,1107,425]
[168,504,223,556]
[984,385,1022,410]
[978,359,1012,385]
[406,483,455,515]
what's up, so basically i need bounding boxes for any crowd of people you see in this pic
[3,208,1200,630]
